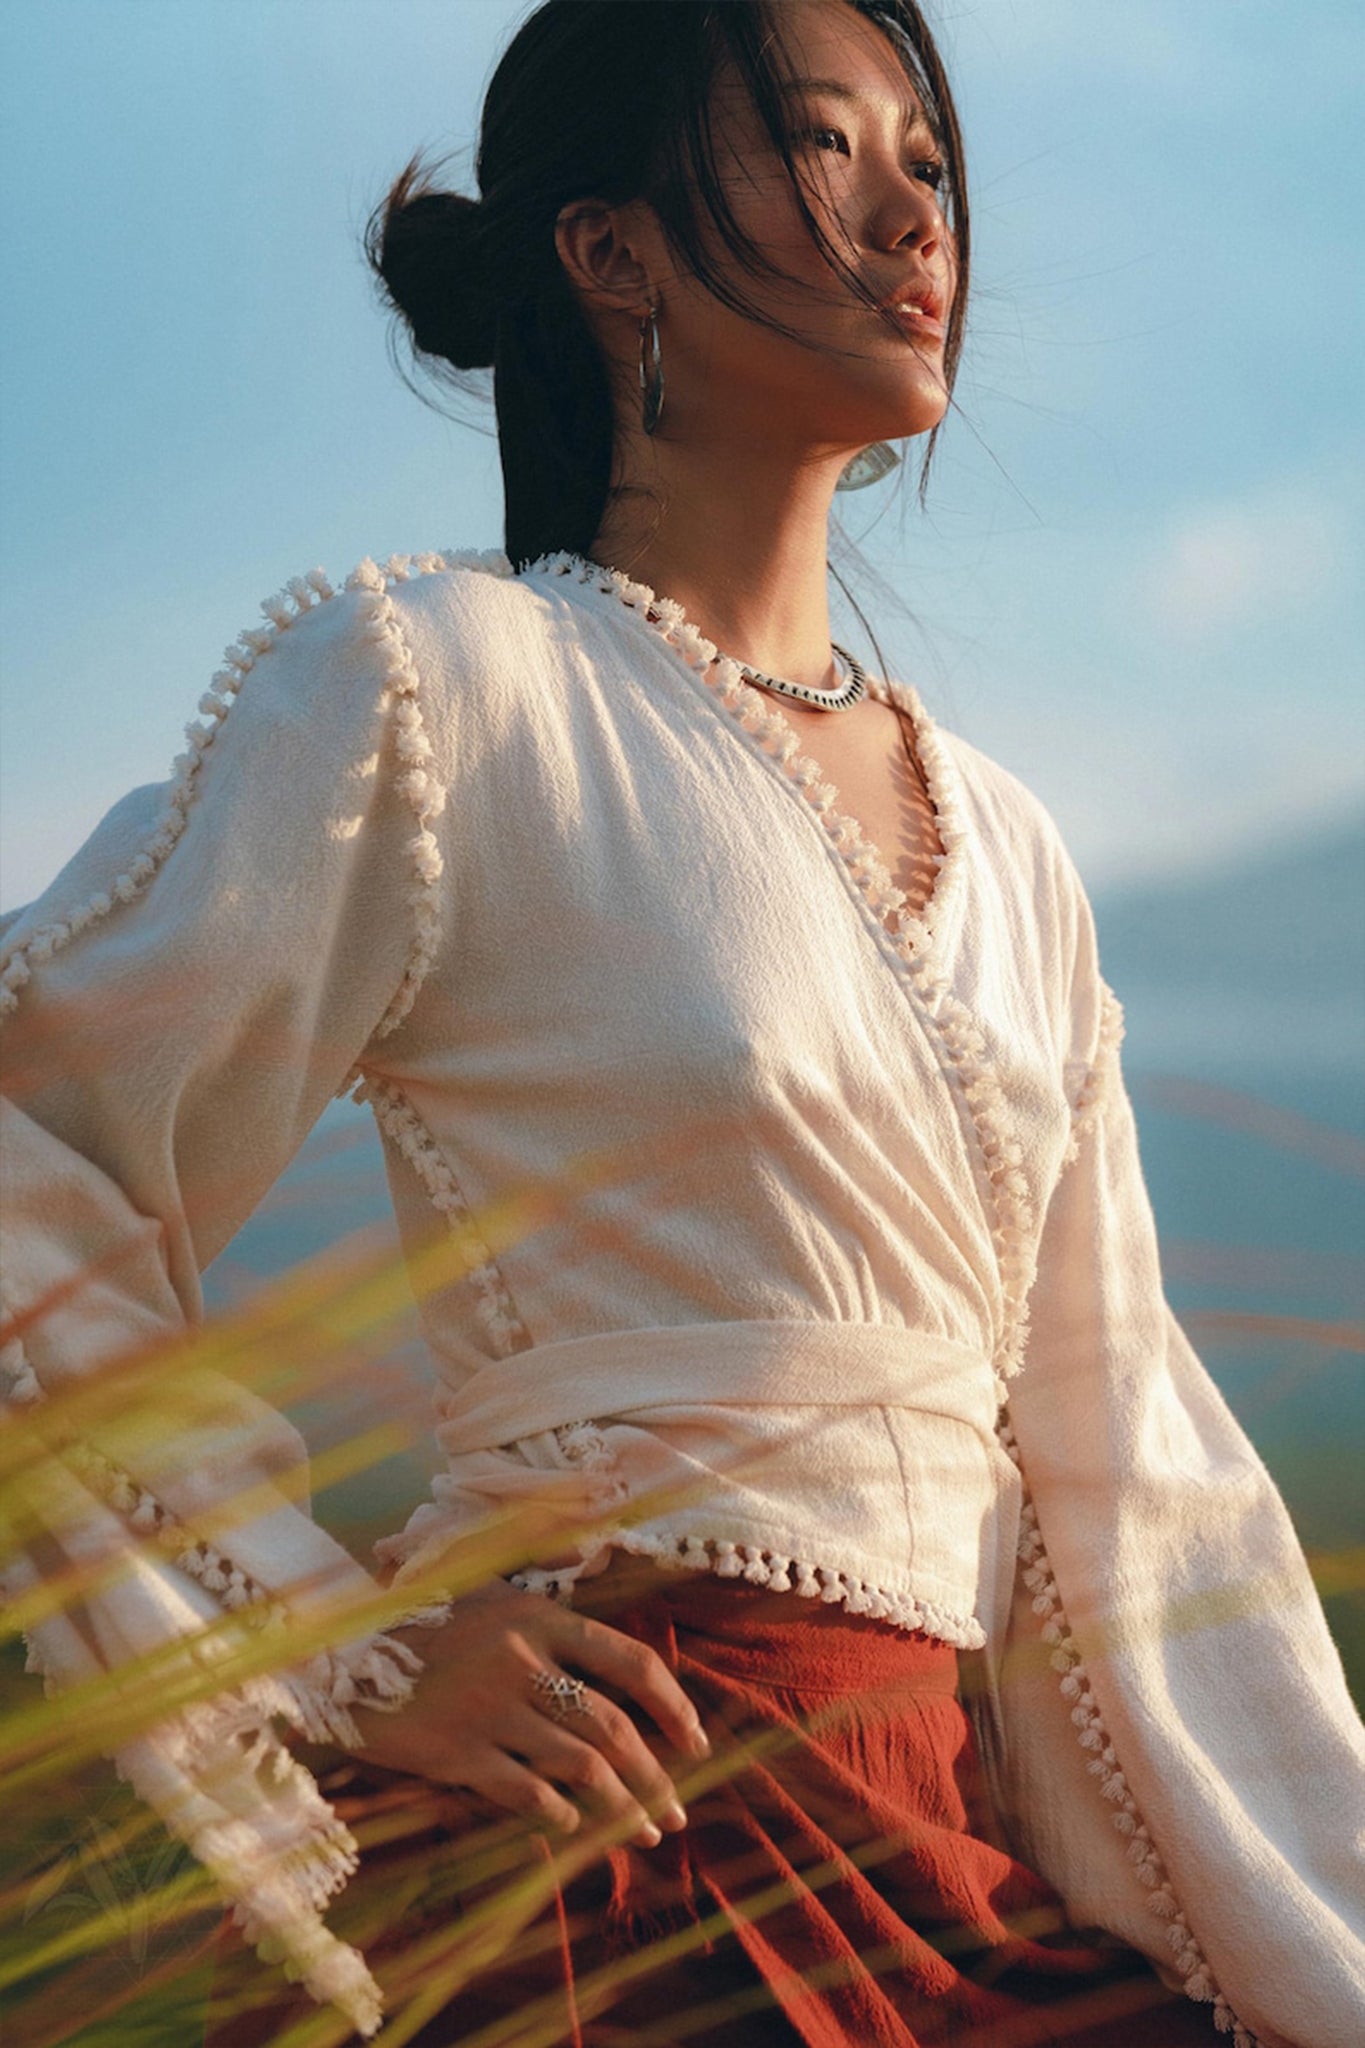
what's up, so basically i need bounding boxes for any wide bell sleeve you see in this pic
[982,890,1365,2047]
[0,556,464,2037]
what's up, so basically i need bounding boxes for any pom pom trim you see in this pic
[358,1075,531,1361]
[1060,980,1127,1170]
[509,1529,986,1647]
[997,1408,1261,2048]
[55,1437,436,1744]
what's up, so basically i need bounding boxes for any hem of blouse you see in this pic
[11,1607,388,2039]
[509,1531,986,1651]
[515,551,1032,1404]
[4,1416,453,2041]
[996,1408,1261,2048]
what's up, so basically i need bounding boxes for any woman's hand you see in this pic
[347,1579,710,1851]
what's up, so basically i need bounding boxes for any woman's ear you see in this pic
[554,198,660,314]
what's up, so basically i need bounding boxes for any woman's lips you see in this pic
[881,297,946,343]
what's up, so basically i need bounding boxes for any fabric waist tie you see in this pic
[430,1320,996,1457]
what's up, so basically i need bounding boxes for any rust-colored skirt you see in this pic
[203,1559,1221,2046]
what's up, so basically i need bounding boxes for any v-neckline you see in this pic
[510,548,1046,1401]
[518,550,970,978]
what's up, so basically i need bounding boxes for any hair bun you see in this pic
[373,172,499,370]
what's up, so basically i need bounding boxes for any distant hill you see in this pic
[1090,802,1365,1106]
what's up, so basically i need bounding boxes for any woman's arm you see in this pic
[0,565,445,1639]
[1,563,452,2032]
[988,882,1365,2048]
[0,558,705,2034]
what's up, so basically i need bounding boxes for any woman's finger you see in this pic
[504,1700,666,1848]
[558,1611,711,1762]
[464,1742,583,1837]
[517,1683,687,1837]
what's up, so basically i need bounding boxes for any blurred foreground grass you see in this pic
[3,1100,1361,2048]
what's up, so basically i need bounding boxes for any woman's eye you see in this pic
[801,125,850,156]
[912,158,946,193]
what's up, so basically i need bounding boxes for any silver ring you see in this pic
[530,1669,594,1723]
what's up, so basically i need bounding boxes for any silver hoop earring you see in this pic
[835,442,901,492]
[639,303,664,435]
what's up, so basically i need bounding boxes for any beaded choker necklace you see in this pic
[729,643,868,711]
[577,553,865,711]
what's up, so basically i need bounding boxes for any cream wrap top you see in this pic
[2,549,1361,2045]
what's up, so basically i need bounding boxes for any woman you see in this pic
[2,3,1361,2044]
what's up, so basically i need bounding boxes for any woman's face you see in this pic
[659,0,958,462]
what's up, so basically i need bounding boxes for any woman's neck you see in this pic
[589,438,848,690]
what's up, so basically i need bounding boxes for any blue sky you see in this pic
[2,0,1362,906]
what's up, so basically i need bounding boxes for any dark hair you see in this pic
[366,0,969,570]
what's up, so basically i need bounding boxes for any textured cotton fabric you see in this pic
[1,547,1362,2045]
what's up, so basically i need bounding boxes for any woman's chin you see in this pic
[847,369,951,446]
[897,377,952,438]
[858,401,948,450]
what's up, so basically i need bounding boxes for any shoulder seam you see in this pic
[339,560,449,1053]
[1060,979,1126,1168]
[0,550,500,1028]
[0,564,342,1019]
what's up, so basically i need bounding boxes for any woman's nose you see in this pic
[869,171,944,258]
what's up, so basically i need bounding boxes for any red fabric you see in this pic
[203,1562,1221,2046]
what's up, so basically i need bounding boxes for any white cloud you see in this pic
[965,687,1365,894]
[1138,488,1345,641]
